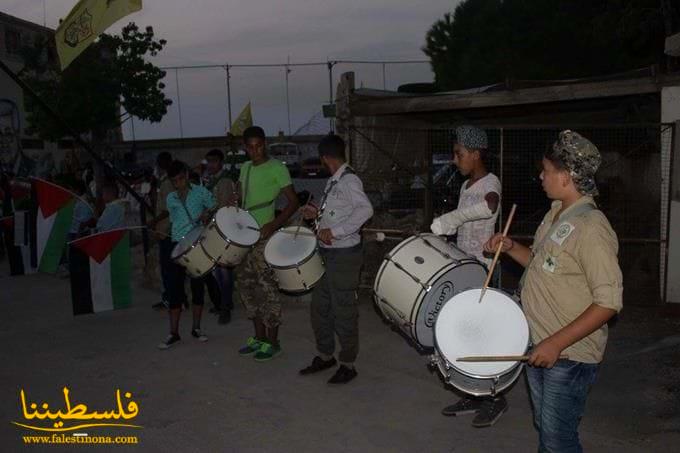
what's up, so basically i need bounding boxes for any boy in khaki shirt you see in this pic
[484,130,622,452]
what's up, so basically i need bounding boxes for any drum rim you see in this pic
[276,269,326,293]
[210,218,259,247]
[264,226,318,268]
[433,288,529,379]
[170,226,205,260]
[433,350,525,397]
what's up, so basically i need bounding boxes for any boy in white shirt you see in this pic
[431,125,505,428]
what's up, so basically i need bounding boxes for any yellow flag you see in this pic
[229,102,253,136]
[55,0,143,70]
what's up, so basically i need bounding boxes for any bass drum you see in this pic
[373,234,487,348]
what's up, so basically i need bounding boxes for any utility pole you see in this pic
[225,64,232,130]
[285,56,291,136]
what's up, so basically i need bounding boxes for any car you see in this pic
[269,142,301,177]
[300,157,329,178]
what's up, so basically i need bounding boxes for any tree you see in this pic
[423,0,672,91]
[19,23,171,142]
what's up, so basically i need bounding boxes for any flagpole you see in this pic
[285,56,291,136]
[175,68,184,139]
[225,64,232,129]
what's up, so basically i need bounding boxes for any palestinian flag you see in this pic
[31,178,78,274]
[70,228,132,315]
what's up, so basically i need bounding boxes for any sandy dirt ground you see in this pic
[1,250,679,452]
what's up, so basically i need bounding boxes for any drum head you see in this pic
[434,288,529,377]
[264,226,317,267]
[214,207,260,246]
[414,261,487,348]
[171,225,203,259]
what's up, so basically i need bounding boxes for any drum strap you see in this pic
[177,186,199,230]
[314,166,356,231]
[239,163,276,213]
[518,202,596,292]
[240,164,251,210]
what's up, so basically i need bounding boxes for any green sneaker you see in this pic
[238,337,263,356]
[253,341,282,362]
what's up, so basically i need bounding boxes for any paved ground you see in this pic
[1,256,679,452]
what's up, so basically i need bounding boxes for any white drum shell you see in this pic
[171,226,216,278]
[373,234,487,348]
[265,226,325,293]
[201,207,260,267]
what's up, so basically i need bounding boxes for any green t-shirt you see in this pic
[239,158,292,226]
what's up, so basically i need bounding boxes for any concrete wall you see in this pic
[662,87,680,303]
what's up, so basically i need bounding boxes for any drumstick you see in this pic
[478,204,517,304]
[278,229,316,238]
[457,354,569,362]
[294,196,313,240]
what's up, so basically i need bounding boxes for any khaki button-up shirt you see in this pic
[521,196,623,364]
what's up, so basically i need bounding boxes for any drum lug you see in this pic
[420,235,453,261]
[387,257,429,291]
[375,295,408,322]
[490,377,500,397]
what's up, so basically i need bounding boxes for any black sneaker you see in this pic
[157,333,181,350]
[328,365,357,384]
[218,310,231,325]
[471,396,508,428]
[442,396,483,416]
[191,329,208,342]
[299,356,337,375]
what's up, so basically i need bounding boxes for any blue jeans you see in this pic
[213,266,234,312]
[158,238,174,302]
[526,360,599,453]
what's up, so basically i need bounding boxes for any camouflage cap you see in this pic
[454,125,488,150]
[550,130,601,196]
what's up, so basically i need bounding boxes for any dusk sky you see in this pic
[4,0,458,140]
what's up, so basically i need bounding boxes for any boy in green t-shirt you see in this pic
[232,126,299,361]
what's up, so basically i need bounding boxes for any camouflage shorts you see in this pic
[238,240,281,327]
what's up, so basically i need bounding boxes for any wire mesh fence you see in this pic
[350,123,674,305]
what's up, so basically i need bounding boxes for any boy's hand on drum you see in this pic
[318,228,334,245]
[260,222,276,240]
[527,339,562,368]
[483,233,513,254]
[301,204,318,220]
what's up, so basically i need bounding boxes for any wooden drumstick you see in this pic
[294,196,313,240]
[478,204,517,303]
[457,354,569,362]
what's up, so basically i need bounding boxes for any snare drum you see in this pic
[171,226,216,278]
[431,288,529,396]
[264,226,325,293]
[201,207,260,267]
[373,234,487,349]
